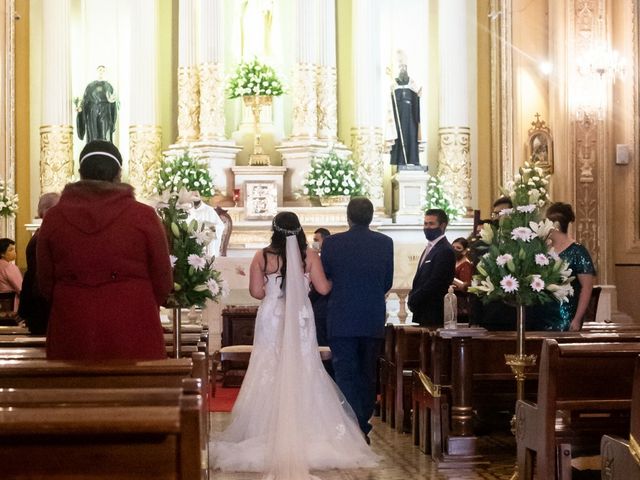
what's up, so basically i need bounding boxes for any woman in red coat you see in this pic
[37,140,173,360]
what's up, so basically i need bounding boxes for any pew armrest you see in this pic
[515,400,540,447]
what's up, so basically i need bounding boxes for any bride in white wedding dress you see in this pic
[211,212,377,479]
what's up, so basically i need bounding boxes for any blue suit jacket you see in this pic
[321,225,394,339]
[407,238,456,327]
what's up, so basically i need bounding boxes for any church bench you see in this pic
[0,382,204,480]
[378,324,396,424]
[414,330,640,466]
[387,325,423,433]
[600,354,640,479]
[516,340,640,480]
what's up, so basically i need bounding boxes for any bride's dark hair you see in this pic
[265,211,307,289]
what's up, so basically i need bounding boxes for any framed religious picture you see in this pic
[527,113,554,174]
[245,181,278,220]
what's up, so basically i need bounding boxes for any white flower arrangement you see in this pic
[0,178,18,218]
[469,161,575,306]
[227,58,284,99]
[154,188,226,308]
[154,152,215,198]
[424,174,465,221]
[302,152,363,198]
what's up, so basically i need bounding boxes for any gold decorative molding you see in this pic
[571,0,607,278]
[490,0,514,189]
[316,65,337,141]
[290,63,318,139]
[40,125,73,194]
[129,125,162,199]
[1,0,16,239]
[351,126,384,205]
[198,62,226,142]
[177,65,200,143]
[438,126,471,208]
[527,113,554,174]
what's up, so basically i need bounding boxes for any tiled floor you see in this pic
[210,413,518,480]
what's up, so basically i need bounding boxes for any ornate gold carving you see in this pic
[572,0,606,275]
[40,125,74,194]
[243,95,272,166]
[438,126,471,208]
[129,125,162,199]
[527,113,554,174]
[177,65,200,143]
[316,65,337,141]
[350,127,384,204]
[417,370,441,398]
[198,62,226,141]
[291,63,318,139]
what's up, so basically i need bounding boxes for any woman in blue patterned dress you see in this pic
[529,202,596,331]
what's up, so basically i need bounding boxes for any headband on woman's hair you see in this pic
[272,218,302,236]
[79,151,121,167]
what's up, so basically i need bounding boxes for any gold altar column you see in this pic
[350,0,384,208]
[128,0,162,199]
[317,0,338,142]
[39,0,73,195]
[198,0,225,142]
[177,0,199,144]
[290,0,319,139]
[437,0,472,210]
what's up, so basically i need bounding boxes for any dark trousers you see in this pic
[329,336,383,435]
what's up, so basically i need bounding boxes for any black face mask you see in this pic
[455,251,465,260]
[424,227,442,241]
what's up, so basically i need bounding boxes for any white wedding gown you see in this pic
[211,237,377,479]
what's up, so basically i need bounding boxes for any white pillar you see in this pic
[40,0,73,194]
[317,0,338,141]
[129,0,162,199]
[351,0,384,207]
[290,0,319,139]
[437,0,471,209]
[199,0,226,142]
[177,0,200,143]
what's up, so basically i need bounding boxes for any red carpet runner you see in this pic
[209,383,240,412]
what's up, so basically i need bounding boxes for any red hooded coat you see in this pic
[37,181,173,360]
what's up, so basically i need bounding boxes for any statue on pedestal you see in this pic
[388,56,421,167]
[76,66,118,143]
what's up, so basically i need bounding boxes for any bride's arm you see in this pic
[249,250,267,300]
[307,249,332,295]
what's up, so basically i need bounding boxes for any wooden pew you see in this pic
[516,340,640,480]
[378,324,395,424]
[600,354,640,479]
[389,325,422,433]
[414,330,640,466]
[0,383,203,480]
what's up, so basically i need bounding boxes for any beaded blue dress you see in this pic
[528,242,595,331]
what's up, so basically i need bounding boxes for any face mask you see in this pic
[311,241,320,251]
[424,227,442,241]
[455,251,464,260]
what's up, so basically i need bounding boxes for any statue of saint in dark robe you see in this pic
[76,66,118,143]
[390,66,421,166]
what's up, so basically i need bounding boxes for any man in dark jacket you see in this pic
[321,198,394,440]
[408,208,456,327]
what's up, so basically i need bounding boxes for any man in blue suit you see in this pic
[408,208,456,326]
[321,197,394,441]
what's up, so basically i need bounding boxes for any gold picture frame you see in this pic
[527,113,553,174]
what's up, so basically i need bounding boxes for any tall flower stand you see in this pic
[171,307,183,359]
[244,95,272,166]
[504,304,537,479]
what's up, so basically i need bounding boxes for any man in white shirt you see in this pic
[187,192,226,258]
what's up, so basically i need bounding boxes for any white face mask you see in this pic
[311,241,321,251]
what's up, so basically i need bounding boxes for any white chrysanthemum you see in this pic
[500,274,519,293]
[496,254,513,267]
[530,275,545,292]
[535,253,550,266]
[511,227,536,242]
[187,254,206,271]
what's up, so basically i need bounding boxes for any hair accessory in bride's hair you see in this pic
[272,218,302,236]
